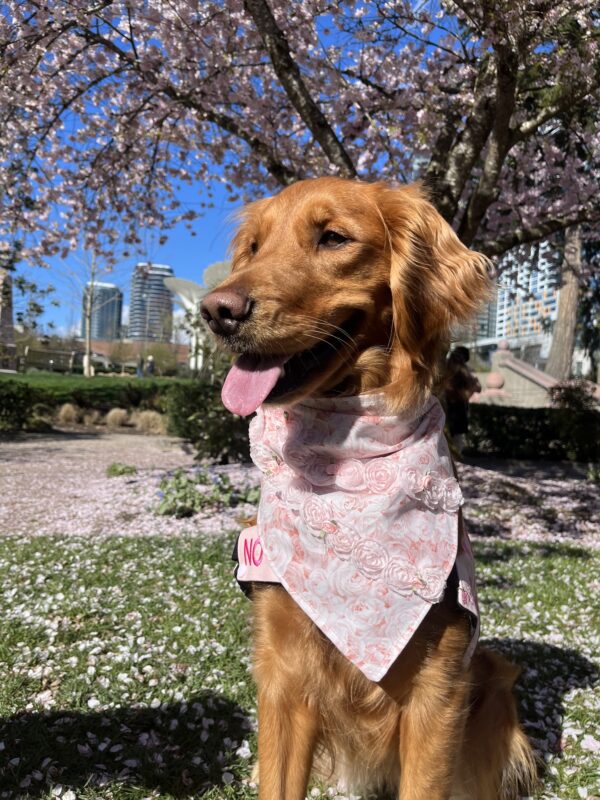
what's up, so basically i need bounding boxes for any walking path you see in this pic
[0,429,257,538]
[1,429,597,548]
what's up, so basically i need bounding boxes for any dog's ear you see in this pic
[376,183,491,406]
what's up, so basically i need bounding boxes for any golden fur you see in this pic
[203,177,537,799]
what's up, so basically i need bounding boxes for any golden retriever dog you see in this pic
[200,177,537,800]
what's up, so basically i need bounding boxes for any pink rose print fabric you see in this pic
[245,393,479,682]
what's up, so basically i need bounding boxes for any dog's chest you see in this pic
[240,394,478,682]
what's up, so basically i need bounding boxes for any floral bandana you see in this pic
[237,394,479,682]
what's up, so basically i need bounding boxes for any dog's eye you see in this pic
[318,230,349,248]
[250,241,258,255]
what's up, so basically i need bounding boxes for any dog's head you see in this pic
[201,177,490,415]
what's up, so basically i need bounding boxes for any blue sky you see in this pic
[20,181,241,334]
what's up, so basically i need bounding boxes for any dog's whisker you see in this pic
[301,328,357,361]
[287,314,360,359]
[288,330,355,365]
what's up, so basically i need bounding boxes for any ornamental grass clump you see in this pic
[56,402,82,425]
[105,407,129,428]
[83,409,101,426]
[134,409,167,435]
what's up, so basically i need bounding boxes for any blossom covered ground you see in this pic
[0,431,260,539]
[0,430,598,799]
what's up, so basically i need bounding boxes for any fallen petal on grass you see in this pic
[0,433,597,799]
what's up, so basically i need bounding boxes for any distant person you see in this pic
[443,346,481,455]
[145,354,155,376]
[136,354,144,378]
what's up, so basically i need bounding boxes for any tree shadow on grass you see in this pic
[0,691,254,798]
[474,539,593,564]
[1,641,597,798]
[482,638,599,780]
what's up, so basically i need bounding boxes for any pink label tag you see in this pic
[237,526,279,583]
[458,579,478,616]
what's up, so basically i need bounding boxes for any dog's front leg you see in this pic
[253,587,319,799]
[396,614,471,800]
[398,676,470,800]
[257,688,318,800]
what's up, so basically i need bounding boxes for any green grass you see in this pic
[0,534,598,799]
[106,463,139,478]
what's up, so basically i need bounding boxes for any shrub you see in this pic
[155,468,259,517]
[548,380,599,462]
[548,379,598,412]
[70,380,167,413]
[467,404,600,462]
[165,381,250,463]
[56,402,82,425]
[0,380,39,431]
[134,409,167,435]
[587,464,600,482]
[106,462,138,478]
[105,407,129,428]
[26,402,54,432]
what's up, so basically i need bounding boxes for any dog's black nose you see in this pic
[201,289,252,336]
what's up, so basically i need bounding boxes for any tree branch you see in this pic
[480,207,600,257]
[77,27,298,187]
[425,56,496,222]
[457,43,519,244]
[515,102,562,140]
[242,0,357,178]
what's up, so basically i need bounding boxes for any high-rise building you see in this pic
[495,263,559,339]
[476,299,497,339]
[80,282,123,341]
[454,296,497,344]
[129,263,174,342]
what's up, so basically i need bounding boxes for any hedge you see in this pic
[0,380,40,432]
[2,372,597,464]
[467,403,599,462]
[0,373,177,414]
[0,375,250,460]
[165,381,250,464]
[167,391,598,464]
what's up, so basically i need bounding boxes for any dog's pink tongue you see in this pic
[222,354,286,416]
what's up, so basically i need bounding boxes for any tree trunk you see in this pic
[545,226,581,381]
[84,253,97,379]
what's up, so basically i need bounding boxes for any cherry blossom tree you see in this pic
[0,3,598,298]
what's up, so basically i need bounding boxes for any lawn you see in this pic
[0,530,598,800]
